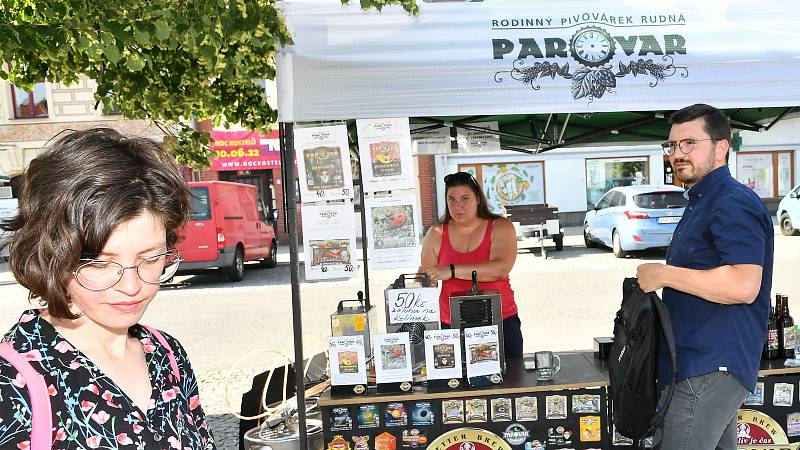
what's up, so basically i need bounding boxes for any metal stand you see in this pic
[278,122,307,450]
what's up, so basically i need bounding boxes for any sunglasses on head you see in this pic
[444,172,478,186]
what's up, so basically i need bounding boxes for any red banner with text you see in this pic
[210,130,281,171]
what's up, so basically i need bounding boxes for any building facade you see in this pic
[0,76,166,196]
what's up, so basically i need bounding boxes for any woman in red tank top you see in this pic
[419,171,523,358]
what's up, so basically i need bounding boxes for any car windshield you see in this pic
[190,187,211,220]
[633,191,688,209]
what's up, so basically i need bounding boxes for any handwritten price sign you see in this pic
[386,288,439,324]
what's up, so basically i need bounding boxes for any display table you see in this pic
[318,352,800,449]
[319,352,611,449]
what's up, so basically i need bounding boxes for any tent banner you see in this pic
[210,130,281,171]
[277,0,800,122]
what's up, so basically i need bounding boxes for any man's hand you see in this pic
[637,263,668,292]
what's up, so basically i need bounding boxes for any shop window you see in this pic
[457,162,546,214]
[736,151,795,199]
[12,82,48,118]
[585,157,649,210]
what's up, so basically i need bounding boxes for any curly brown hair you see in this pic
[0,128,190,319]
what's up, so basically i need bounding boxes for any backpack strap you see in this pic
[644,292,678,447]
[140,325,181,383]
[0,342,53,450]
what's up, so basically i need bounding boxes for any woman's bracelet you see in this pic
[450,263,456,279]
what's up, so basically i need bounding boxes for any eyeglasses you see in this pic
[444,171,478,186]
[660,138,716,156]
[73,250,182,291]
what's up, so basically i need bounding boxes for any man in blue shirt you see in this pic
[637,104,773,450]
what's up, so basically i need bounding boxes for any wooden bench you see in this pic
[503,204,564,257]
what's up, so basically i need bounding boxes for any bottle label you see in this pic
[768,329,779,350]
[784,327,797,350]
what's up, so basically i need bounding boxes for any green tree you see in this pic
[0,0,418,168]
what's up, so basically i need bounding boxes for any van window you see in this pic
[190,187,211,220]
[256,192,268,222]
[633,191,688,209]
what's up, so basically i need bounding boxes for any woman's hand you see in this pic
[424,264,452,284]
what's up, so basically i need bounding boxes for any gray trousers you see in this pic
[655,371,749,450]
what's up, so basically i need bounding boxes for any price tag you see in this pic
[386,288,439,324]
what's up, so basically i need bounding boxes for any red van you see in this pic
[175,181,278,281]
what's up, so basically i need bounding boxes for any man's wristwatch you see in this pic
[449,263,456,279]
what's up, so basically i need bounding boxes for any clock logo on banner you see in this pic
[569,26,615,67]
[492,13,689,102]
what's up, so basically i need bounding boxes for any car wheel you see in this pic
[260,240,278,268]
[225,247,245,282]
[780,212,797,236]
[583,225,597,248]
[554,234,564,251]
[612,230,628,258]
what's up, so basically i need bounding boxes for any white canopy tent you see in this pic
[276,0,800,122]
[272,2,800,446]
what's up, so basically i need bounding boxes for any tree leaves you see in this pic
[103,45,122,64]
[0,0,418,168]
[154,20,170,41]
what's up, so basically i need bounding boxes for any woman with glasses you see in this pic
[419,171,523,358]
[0,128,216,449]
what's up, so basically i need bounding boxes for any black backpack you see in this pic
[609,277,677,446]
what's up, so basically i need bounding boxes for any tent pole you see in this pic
[764,107,795,131]
[356,156,371,305]
[279,121,308,449]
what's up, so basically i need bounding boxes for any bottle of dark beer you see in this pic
[781,295,795,359]
[766,305,779,360]
[776,294,786,355]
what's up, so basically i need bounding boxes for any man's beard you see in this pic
[674,152,715,186]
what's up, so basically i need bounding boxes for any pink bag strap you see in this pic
[0,341,53,450]
[141,325,181,383]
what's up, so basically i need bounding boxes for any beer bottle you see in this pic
[777,294,786,355]
[766,305,779,360]
[782,295,795,359]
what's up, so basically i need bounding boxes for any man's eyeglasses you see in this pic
[660,138,716,156]
[444,171,478,186]
[73,250,183,291]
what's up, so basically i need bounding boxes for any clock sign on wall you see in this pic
[569,26,616,67]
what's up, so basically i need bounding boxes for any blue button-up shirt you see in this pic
[659,165,773,392]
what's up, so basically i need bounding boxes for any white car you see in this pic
[777,184,800,236]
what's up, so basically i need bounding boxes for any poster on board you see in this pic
[301,203,358,280]
[364,195,422,270]
[357,118,415,192]
[294,124,354,202]
[737,153,774,198]
[481,163,545,213]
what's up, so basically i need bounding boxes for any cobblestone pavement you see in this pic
[197,370,253,450]
[2,225,799,450]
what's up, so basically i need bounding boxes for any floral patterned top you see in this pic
[0,309,216,449]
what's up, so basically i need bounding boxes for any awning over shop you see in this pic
[276,0,800,150]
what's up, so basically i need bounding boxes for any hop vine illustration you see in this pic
[494,55,688,101]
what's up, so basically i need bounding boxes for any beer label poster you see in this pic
[464,325,501,378]
[373,332,413,384]
[356,117,415,193]
[364,195,422,269]
[294,124,354,202]
[328,335,367,386]
[301,203,358,280]
[424,329,463,380]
